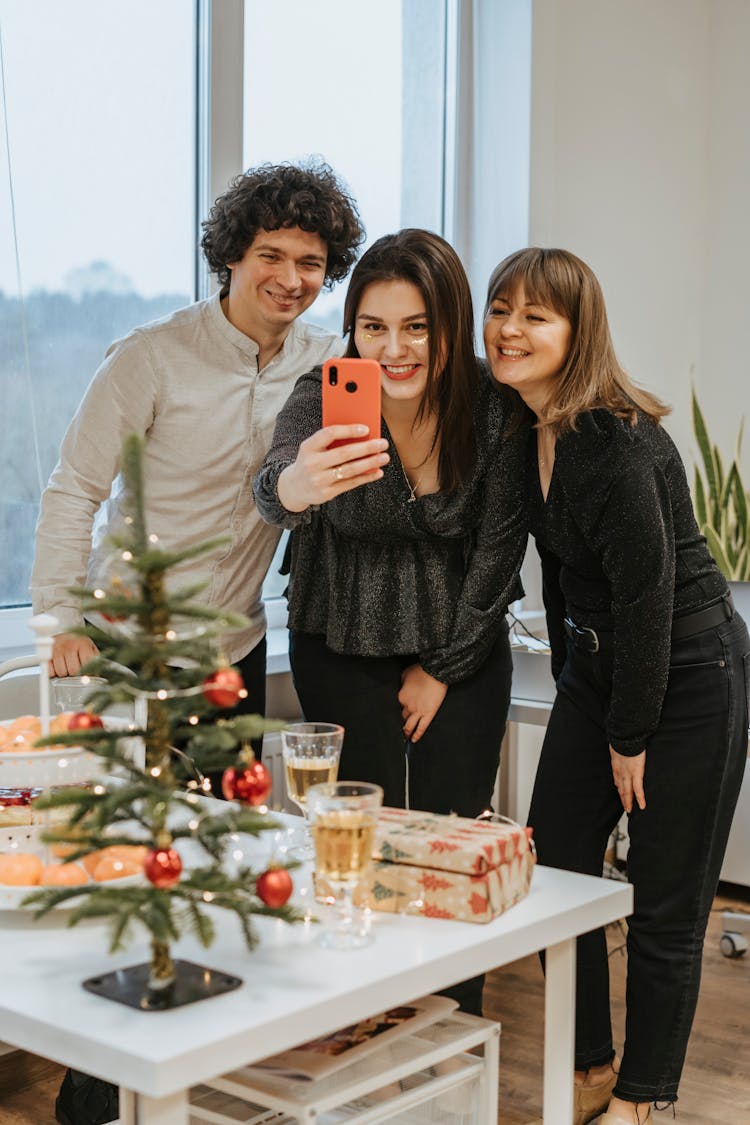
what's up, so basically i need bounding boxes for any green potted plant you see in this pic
[691,388,750,581]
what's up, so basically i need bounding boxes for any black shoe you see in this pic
[55,1069,119,1125]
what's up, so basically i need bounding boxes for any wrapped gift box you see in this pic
[369,808,535,923]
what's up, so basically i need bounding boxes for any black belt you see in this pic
[564,594,735,654]
[672,594,734,639]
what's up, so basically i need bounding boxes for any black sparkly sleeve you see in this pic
[421,425,528,685]
[586,458,675,755]
[253,368,323,530]
[537,542,567,681]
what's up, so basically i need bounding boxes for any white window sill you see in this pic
[0,604,293,679]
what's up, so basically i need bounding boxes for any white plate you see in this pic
[0,742,100,788]
[0,871,144,911]
[0,716,140,787]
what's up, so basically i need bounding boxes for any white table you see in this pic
[0,863,631,1125]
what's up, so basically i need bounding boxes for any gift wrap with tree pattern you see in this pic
[370,808,535,923]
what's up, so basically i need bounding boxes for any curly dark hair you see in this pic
[201,160,364,290]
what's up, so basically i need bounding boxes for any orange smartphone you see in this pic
[322,358,382,449]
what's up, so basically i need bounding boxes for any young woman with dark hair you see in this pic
[484,246,749,1124]
[254,227,526,830]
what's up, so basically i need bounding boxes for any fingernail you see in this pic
[355,424,368,434]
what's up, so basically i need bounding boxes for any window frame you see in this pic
[0,0,483,657]
[0,0,239,659]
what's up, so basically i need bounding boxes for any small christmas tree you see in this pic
[26,433,301,1009]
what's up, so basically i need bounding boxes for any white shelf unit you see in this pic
[189,1012,499,1125]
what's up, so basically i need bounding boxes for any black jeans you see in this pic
[528,610,750,1104]
[289,623,512,815]
[289,624,513,1017]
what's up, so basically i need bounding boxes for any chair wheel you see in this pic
[720,932,748,958]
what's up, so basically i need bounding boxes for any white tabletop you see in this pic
[0,864,631,1101]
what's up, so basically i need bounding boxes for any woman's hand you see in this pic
[49,634,99,678]
[398,664,448,743]
[277,425,390,513]
[610,745,646,813]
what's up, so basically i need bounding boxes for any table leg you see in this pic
[118,1086,188,1124]
[543,937,576,1124]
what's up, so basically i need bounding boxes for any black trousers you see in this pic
[289,624,512,815]
[289,624,513,1016]
[528,610,749,1104]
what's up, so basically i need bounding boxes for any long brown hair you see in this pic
[484,247,669,432]
[343,229,478,491]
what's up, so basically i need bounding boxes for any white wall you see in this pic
[529,0,750,464]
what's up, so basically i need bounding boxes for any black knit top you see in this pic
[253,364,527,684]
[529,408,728,755]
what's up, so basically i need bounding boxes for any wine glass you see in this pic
[306,781,383,950]
[281,722,344,858]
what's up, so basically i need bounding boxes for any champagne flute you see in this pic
[281,722,344,857]
[307,781,383,950]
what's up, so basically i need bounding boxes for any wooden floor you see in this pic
[1,886,749,1124]
[484,885,750,1124]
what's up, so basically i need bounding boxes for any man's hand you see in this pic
[398,664,448,743]
[50,634,99,678]
[277,425,389,512]
[610,745,646,813]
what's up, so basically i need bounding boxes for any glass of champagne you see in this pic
[307,781,383,950]
[281,722,344,857]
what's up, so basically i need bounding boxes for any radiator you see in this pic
[261,731,297,814]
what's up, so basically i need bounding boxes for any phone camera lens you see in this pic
[329,365,338,386]
[345,381,358,394]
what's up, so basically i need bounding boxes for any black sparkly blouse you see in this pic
[529,408,728,755]
[253,364,527,684]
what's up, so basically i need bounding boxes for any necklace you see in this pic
[401,463,421,503]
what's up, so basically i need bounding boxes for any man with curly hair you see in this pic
[32,160,363,722]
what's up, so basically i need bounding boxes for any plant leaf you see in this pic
[731,462,749,546]
[712,446,725,523]
[692,389,718,506]
[703,524,733,580]
[693,467,707,528]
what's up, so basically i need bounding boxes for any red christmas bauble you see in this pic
[67,712,105,731]
[256,867,293,908]
[221,760,272,806]
[144,847,182,889]
[202,667,245,708]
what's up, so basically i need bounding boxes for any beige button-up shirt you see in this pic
[31,292,342,662]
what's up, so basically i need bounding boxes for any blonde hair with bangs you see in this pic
[484,247,669,432]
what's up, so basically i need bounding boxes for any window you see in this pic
[0,0,195,610]
[245,0,450,597]
[0,0,455,626]
[244,0,448,337]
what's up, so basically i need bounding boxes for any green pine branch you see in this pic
[25,431,302,978]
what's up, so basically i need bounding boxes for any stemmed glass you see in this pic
[281,722,344,858]
[306,781,383,950]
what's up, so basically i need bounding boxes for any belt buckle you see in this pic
[565,616,600,653]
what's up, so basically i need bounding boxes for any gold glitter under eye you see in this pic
[411,334,428,347]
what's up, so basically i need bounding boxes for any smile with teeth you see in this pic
[267,291,300,305]
[499,347,529,358]
[382,363,420,379]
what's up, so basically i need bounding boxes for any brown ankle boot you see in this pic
[574,1062,619,1125]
